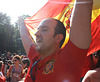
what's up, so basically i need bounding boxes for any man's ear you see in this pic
[55,34,63,43]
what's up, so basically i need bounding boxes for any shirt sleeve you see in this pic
[59,39,88,67]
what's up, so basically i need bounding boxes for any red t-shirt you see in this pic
[25,40,88,82]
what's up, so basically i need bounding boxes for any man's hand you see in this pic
[17,16,25,27]
[18,16,34,56]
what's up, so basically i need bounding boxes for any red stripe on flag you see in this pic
[87,15,100,56]
[25,0,72,29]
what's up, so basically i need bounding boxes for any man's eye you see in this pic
[42,29,47,31]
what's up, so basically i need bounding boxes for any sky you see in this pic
[0,0,48,24]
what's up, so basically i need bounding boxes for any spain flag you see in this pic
[25,0,74,46]
[87,0,100,56]
[25,0,100,56]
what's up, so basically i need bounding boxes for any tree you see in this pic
[0,12,25,54]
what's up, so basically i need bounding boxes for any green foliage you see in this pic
[0,12,25,54]
[22,15,31,19]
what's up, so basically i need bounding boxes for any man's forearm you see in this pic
[70,0,93,49]
[19,18,34,56]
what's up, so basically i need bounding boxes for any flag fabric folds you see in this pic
[87,0,100,56]
[25,0,100,56]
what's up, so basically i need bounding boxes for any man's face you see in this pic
[35,19,57,54]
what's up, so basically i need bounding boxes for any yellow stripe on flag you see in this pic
[91,8,100,23]
[91,0,100,22]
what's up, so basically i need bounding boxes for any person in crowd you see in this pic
[1,59,8,76]
[18,58,30,81]
[81,50,100,81]
[82,68,100,82]
[3,60,8,76]
[7,60,13,70]
[6,52,12,60]
[82,50,100,82]
[90,50,100,69]
[0,61,6,82]
[7,55,23,82]
[5,60,13,82]
[0,57,5,75]
[18,0,93,81]
[21,58,30,75]
[21,58,30,69]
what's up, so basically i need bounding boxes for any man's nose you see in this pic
[35,30,40,36]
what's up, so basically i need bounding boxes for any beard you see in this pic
[35,44,42,53]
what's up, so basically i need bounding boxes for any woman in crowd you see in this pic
[7,55,23,82]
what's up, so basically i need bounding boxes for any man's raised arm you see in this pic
[70,0,93,49]
[18,17,34,56]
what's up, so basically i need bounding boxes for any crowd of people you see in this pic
[0,51,30,82]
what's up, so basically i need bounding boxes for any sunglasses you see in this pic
[13,60,17,62]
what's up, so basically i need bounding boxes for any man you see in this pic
[19,0,93,81]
